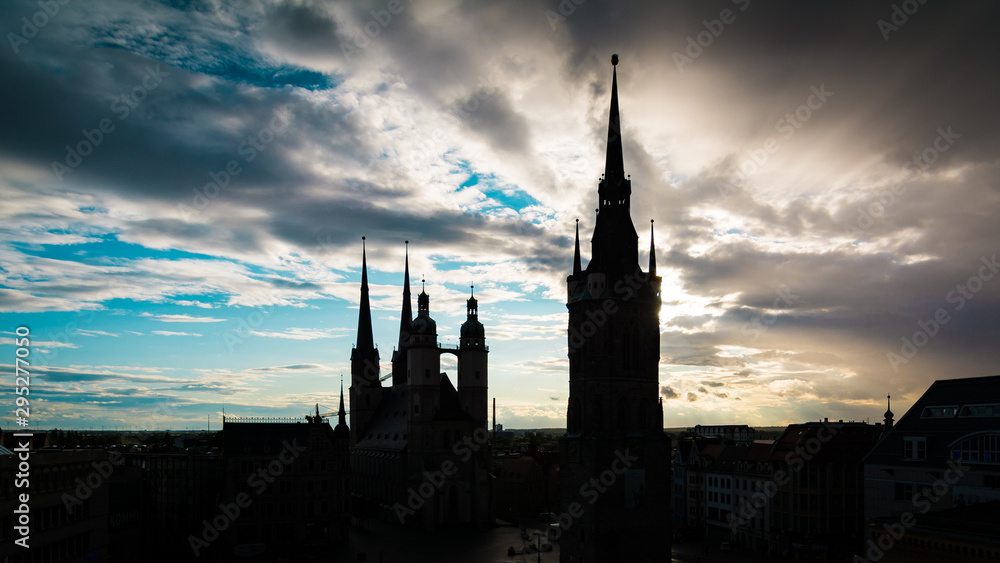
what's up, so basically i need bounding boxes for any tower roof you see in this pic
[649,219,656,276]
[573,219,582,277]
[604,53,624,185]
[397,240,412,349]
[334,379,348,435]
[413,277,437,335]
[588,54,639,275]
[461,284,484,339]
[355,237,374,351]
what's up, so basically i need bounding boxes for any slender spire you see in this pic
[649,219,656,276]
[356,236,374,351]
[573,219,582,277]
[397,240,412,348]
[338,379,347,427]
[590,54,638,275]
[604,54,624,184]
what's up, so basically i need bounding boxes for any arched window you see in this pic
[950,432,1000,463]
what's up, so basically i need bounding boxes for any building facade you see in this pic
[349,240,493,530]
[558,54,671,562]
[863,375,1000,561]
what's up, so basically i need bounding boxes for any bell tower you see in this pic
[458,286,488,430]
[559,55,671,562]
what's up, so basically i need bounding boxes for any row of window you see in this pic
[708,491,732,505]
[921,403,1000,418]
[904,433,1000,464]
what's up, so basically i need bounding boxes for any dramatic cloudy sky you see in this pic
[2,0,998,431]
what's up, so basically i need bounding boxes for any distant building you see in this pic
[559,54,672,562]
[863,375,1000,561]
[689,424,758,443]
[349,240,493,530]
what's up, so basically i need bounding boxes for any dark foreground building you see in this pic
[558,55,671,562]
[862,375,1000,562]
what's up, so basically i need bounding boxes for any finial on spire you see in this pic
[611,53,619,66]
[471,283,475,297]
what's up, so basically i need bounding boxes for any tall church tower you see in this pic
[458,286,488,430]
[559,55,671,562]
[349,237,382,446]
[406,281,441,452]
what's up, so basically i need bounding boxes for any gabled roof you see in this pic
[865,375,1000,467]
[354,386,409,451]
[771,421,881,463]
[435,373,473,422]
[744,440,774,463]
[706,444,750,474]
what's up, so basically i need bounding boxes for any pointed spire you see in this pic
[397,240,412,350]
[573,219,582,277]
[338,379,347,427]
[467,283,478,317]
[883,393,894,432]
[418,276,429,313]
[604,54,624,184]
[649,219,656,276]
[356,236,374,351]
